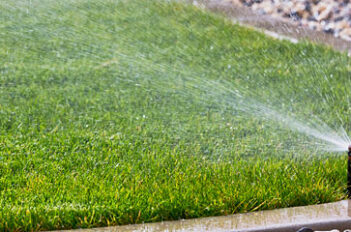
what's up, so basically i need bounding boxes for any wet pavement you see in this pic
[53,201,351,232]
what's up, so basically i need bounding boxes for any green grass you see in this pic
[1,0,351,231]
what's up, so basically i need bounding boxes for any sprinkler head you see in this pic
[348,145,351,198]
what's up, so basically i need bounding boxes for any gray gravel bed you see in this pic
[228,0,351,41]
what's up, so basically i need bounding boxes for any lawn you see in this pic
[1,0,351,231]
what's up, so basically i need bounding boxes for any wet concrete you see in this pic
[55,201,351,232]
[195,0,351,54]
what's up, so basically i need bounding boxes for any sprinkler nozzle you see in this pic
[348,146,351,198]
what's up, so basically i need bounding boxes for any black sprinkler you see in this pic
[348,145,351,198]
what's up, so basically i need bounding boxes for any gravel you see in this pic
[228,0,351,41]
[296,228,351,232]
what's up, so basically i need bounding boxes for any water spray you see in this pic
[348,145,351,198]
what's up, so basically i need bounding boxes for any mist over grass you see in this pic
[1,0,351,231]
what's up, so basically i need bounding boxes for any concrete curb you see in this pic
[53,201,351,232]
[241,219,351,232]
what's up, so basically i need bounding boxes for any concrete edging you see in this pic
[53,201,351,232]
[242,219,351,232]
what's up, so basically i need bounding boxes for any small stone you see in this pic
[308,21,322,30]
[260,1,274,14]
[290,10,301,21]
[334,20,349,30]
[317,6,333,21]
[339,28,351,41]
[317,2,328,12]
[230,0,242,6]
[296,227,313,232]
[251,3,260,11]
[323,26,334,34]
[334,16,345,22]
[302,11,310,19]
[314,230,340,232]
[293,2,306,17]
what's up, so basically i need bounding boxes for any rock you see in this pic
[296,227,313,232]
[316,5,333,21]
[323,23,335,34]
[334,20,349,30]
[339,27,351,41]
[308,21,322,30]
[334,16,345,22]
[302,11,310,19]
[293,2,306,17]
[230,0,242,6]
[260,1,274,14]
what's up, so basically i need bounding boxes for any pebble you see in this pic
[231,0,351,41]
[296,228,351,232]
